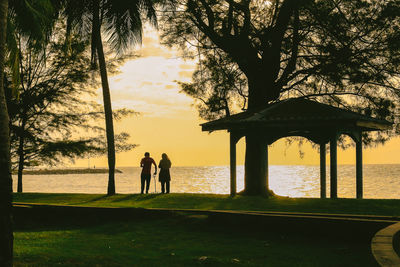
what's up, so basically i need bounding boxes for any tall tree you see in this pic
[5,32,101,192]
[0,0,12,264]
[161,0,400,195]
[62,0,157,195]
[1,1,66,262]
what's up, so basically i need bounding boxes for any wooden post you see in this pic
[356,135,363,199]
[320,143,326,198]
[230,133,237,196]
[330,136,338,199]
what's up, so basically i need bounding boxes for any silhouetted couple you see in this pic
[140,152,171,194]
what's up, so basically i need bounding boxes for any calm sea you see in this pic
[12,164,400,199]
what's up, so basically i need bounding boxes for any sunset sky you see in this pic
[74,28,400,168]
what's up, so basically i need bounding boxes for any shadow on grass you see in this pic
[74,195,110,205]
[110,193,163,203]
[60,193,164,206]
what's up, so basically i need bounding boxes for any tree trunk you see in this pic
[247,70,269,109]
[17,130,24,193]
[243,134,269,195]
[93,0,116,195]
[0,0,14,265]
[242,78,273,196]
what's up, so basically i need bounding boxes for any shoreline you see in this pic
[13,168,123,175]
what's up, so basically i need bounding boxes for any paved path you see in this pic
[372,222,400,267]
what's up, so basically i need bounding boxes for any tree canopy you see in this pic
[161,0,400,130]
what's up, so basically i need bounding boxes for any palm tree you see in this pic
[63,0,157,195]
[0,0,13,263]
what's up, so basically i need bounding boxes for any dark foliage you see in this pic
[161,0,400,145]
[4,26,136,192]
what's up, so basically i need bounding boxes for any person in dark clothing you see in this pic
[158,153,171,193]
[140,152,157,194]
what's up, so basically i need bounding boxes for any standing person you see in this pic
[140,152,157,194]
[158,153,172,193]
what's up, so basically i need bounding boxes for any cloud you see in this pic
[112,99,191,117]
[140,81,154,87]
[97,56,195,118]
[92,27,198,119]
[133,28,176,59]
[178,71,193,79]
[179,63,195,70]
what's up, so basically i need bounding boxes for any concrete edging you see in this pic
[371,222,400,266]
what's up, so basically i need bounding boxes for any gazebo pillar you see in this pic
[319,143,326,198]
[356,134,363,199]
[330,136,338,199]
[230,133,238,196]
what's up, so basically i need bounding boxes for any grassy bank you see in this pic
[13,193,400,216]
[14,205,377,266]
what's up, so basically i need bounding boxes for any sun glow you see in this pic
[73,28,400,168]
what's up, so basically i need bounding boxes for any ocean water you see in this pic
[12,164,400,199]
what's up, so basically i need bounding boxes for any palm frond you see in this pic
[8,0,56,49]
[102,0,157,53]
[6,16,21,98]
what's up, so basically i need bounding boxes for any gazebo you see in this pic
[201,98,392,198]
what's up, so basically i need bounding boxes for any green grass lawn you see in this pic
[13,192,400,216]
[14,208,378,267]
[13,193,396,266]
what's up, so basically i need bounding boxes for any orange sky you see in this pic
[74,29,400,168]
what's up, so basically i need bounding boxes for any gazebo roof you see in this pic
[201,98,392,133]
